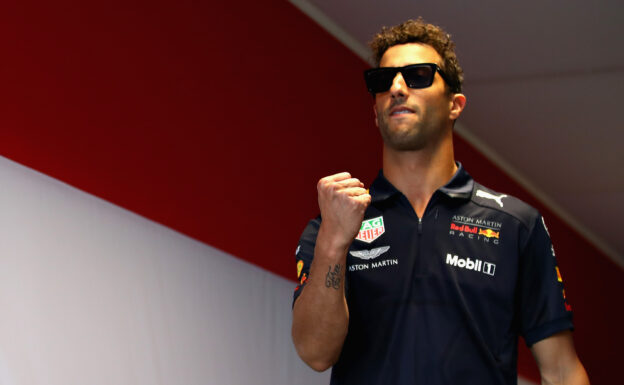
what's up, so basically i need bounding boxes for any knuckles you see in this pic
[317,175,370,213]
[316,177,333,193]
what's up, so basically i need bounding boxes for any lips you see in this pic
[390,105,415,116]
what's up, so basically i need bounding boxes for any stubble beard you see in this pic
[377,108,431,152]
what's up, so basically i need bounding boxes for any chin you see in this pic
[383,134,427,152]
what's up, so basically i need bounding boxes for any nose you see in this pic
[389,72,408,98]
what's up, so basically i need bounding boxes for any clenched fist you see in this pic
[317,172,371,250]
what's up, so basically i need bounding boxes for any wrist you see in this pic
[316,224,353,258]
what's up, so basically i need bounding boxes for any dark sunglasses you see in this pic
[364,63,449,94]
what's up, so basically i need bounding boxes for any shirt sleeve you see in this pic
[292,216,321,305]
[519,214,574,346]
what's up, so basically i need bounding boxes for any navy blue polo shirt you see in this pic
[293,164,573,385]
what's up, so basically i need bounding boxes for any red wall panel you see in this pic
[0,0,381,279]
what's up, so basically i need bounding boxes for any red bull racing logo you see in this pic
[450,223,478,234]
[449,215,502,245]
[478,228,500,238]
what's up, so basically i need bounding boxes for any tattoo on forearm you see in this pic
[325,264,342,290]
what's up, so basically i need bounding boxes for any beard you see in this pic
[376,105,437,152]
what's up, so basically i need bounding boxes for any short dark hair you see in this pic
[369,18,463,93]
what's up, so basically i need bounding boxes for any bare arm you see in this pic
[531,330,590,385]
[292,172,371,371]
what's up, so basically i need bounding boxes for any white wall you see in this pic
[0,156,328,385]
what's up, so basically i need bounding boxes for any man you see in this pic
[291,19,589,385]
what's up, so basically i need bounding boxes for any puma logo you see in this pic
[476,189,507,208]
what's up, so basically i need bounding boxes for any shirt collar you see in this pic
[369,162,474,203]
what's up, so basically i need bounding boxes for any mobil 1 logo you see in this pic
[445,253,496,276]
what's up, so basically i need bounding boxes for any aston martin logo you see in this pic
[349,246,390,260]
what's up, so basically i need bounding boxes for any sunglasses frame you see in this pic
[364,63,450,94]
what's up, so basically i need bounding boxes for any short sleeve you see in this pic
[292,216,321,305]
[519,214,574,346]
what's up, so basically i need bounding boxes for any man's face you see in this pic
[373,43,456,152]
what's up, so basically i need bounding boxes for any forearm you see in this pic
[540,359,589,385]
[292,227,350,371]
[532,331,590,385]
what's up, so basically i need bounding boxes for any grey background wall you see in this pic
[0,157,329,385]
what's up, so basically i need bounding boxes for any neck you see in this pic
[382,132,456,217]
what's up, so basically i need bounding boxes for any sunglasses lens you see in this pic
[402,65,435,89]
[365,64,438,93]
[365,68,397,94]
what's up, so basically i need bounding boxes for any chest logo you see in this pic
[355,216,385,243]
[449,215,502,245]
[446,253,496,276]
[349,246,390,260]
[476,189,508,208]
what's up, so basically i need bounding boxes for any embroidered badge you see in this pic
[349,246,390,260]
[355,216,385,243]
[476,189,507,208]
[296,260,304,278]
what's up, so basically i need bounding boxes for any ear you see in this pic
[373,103,379,127]
[449,93,466,120]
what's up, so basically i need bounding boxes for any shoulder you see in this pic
[300,215,321,237]
[470,183,541,232]
[296,215,322,250]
